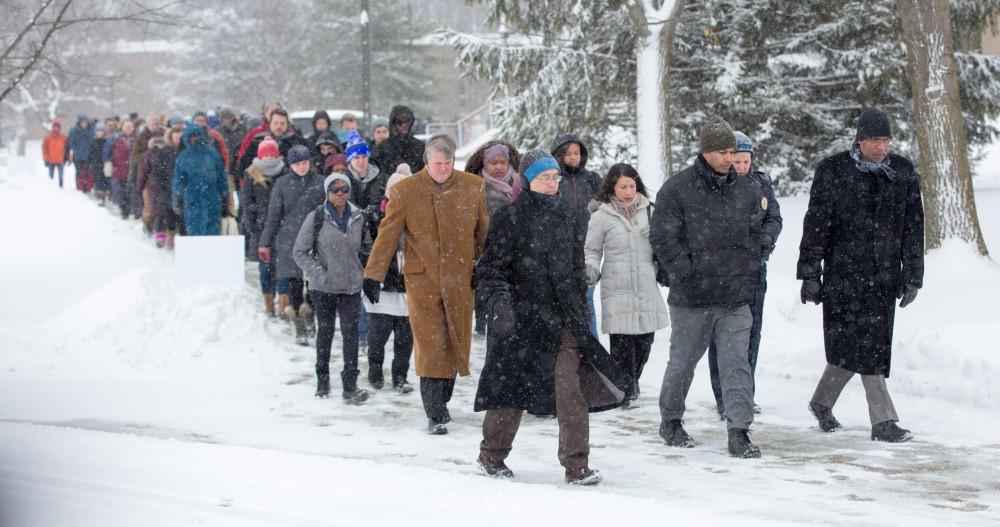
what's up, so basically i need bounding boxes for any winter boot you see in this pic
[809,401,842,432]
[476,455,514,479]
[871,421,913,443]
[292,310,309,346]
[565,468,603,486]
[427,418,449,435]
[393,379,414,395]
[154,231,166,248]
[299,303,315,337]
[263,293,276,318]
[278,294,291,321]
[658,419,695,448]
[315,373,330,398]
[341,370,369,405]
[728,428,762,458]
[368,364,385,390]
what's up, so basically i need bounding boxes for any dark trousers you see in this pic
[47,162,64,187]
[312,291,361,384]
[74,162,93,192]
[479,327,590,472]
[420,377,456,422]
[367,313,413,384]
[709,271,766,410]
[609,333,655,399]
[286,278,306,311]
[111,178,129,218]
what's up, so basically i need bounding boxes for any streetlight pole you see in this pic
[360,0,372,133]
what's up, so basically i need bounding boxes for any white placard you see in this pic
[174,235,245,288]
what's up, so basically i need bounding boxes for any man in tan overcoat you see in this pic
[363,134,490,435]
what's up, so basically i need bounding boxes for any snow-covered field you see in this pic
[1,143,1000,526]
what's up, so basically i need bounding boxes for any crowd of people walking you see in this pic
[44,102,924,485]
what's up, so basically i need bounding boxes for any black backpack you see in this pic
[311,204,328,271]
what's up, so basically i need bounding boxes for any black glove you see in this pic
[362,278,382,304]
[898,284,918,308]
[800,279,822,305]
[491,297,515,337]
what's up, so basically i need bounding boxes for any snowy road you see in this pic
[2,152,1000,526]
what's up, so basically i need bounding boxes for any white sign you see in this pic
[174,235,245,288]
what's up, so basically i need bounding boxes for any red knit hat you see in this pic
[257,136,280,158]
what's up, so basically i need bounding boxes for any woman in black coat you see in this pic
[473,150,628,486]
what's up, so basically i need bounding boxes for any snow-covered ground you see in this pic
[1,143,1000,526]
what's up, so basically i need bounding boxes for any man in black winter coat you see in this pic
[371,105,425,174]
[707,131,782,418]
[649,115,765,459]
[799,108,924,444]
[236,109,308,176]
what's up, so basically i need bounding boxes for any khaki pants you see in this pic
[811,363,899,425]
[142,188,153,230]
[479,327,589,472]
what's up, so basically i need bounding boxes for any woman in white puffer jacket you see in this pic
[585,163,669,405]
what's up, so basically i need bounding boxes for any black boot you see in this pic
[476,455,513,478]
[658,419,695,448]
[427,418,448,435]
[728,428,761,458]
[871,421,913,443]
[392,377,414,394]
[315,373,330,398]
[368,364,384,390]
[341,370,369,405]
[809,401,842,432]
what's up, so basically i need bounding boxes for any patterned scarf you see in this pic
[481,166,522,200]
[610,195,643,220]
[850,142,896,180]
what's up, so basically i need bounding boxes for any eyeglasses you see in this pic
[328,187,350,195]
[863,138,892,146]
[534,174,562,184]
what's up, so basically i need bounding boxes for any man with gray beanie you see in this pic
[798,108,923,444]
[649,115,765,458]
[706,130,782,419]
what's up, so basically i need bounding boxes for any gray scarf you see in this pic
[850,142,895,179]
[252,157,284,177]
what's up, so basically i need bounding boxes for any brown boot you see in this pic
[299,302,315,337]
[263,293,276,317]
[278,294,290,320]
[166,231,176,250]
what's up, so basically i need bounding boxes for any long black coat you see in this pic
[552,134,602,248]
[797,151,924,377]
[473,190,629,416]
[259,169,326,280]
[649,155,766,308]
[371,105,425,174]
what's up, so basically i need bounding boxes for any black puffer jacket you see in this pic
[551,134,602,247]
[306,110,332,150]
[649,155,766,308]
[371,105,425,174]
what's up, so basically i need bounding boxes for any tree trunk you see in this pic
[658,1,684,182]
[629,0,684,193]
[896,0,989,255]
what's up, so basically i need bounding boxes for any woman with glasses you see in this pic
[584,164,668,407]
[293,173,373,405]
[473,149,629,486]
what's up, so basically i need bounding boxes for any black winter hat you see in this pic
[700,115,736,153]
[287,145,311,165]
[855,108,892,141]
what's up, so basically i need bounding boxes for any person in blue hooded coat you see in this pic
[172,124,228,236]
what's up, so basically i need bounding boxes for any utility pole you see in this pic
[360,0,372,133]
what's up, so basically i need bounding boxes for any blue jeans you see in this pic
[47,162,64,187]
[258,261,275,294]
[708,265,767,410]
[586,286,598,337]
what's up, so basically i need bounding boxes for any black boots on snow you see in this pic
[871,421,913,443]
[659,419,695,448]
[565,468,603,486]
[476,455,514,479]
[809,401,842,432]
[315,374,330,398]
[427,417,449,435]
[341,370,369,405]
[728,428,762,458]
[368,366,385,390]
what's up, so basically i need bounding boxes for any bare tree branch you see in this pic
[0,0,72,104]
[0,0,57,65]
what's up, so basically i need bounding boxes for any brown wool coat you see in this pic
[364,168,490,378]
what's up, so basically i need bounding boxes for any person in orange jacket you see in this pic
[42,119,69,187]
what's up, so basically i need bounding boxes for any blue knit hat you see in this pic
[345,131,370,161]
[734,131,753,154]
[520,149,560,183]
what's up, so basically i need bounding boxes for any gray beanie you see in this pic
[700,115,737,153]
[324,172,352,192]
[287,144,311,165]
